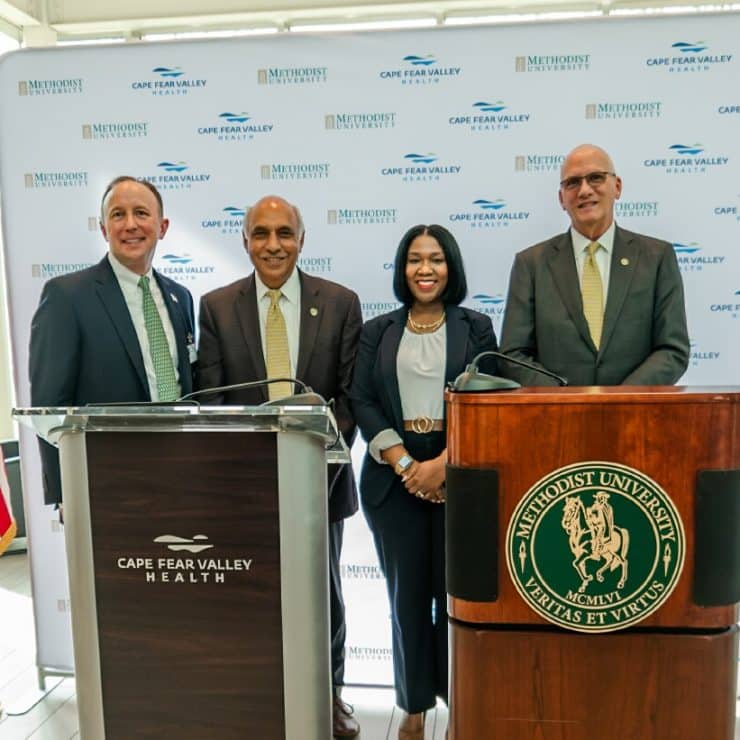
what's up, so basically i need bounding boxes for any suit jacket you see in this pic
[29,256,196,505]
[350,305,498,508]
[499,226,689,386]
[196,269,363,522]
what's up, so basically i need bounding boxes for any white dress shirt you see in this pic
[571,221,616,306]
[254,267,301,376]
[107,252,181,401]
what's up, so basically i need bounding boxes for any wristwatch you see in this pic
[394,454,414,476]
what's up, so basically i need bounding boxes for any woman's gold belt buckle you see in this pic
[411,415,434,434]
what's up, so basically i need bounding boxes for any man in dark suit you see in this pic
[196,195,362,738]
[29,176,196,509]
[500,143,689,386]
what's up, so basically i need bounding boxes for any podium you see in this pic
[445,386,739,740]
[15,404,347,740]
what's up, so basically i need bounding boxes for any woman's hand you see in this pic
[402,454,445,499]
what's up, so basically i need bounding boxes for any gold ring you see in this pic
[411,416,434,434]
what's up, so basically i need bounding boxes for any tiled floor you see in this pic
[0,552,736,739]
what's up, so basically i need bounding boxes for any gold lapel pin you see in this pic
[620,257,629,266]
[310,307,319,317]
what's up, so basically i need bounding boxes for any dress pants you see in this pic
[329,518,346,690]
[363,431,447,713]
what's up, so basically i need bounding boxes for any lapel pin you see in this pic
[170,293,179,302]
[620,258,629,266]
[310,307,319,317]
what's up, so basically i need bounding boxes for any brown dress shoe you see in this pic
[399,711,425,740]
[333,696,360,738]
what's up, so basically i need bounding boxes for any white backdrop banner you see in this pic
[1,14,738,684]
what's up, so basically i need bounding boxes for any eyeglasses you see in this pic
[559,171,616,191]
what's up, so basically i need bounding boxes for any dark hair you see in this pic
[392,224,467,306]
[99,176,164,221]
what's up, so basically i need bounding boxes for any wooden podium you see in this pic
[445,387,739,740]
[15,404,347,740]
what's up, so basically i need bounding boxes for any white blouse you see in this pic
[368,324,447,463]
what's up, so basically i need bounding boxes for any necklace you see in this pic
[407,311,445,333]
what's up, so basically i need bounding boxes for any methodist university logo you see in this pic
[506,461,685,633]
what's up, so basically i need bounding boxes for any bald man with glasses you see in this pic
[500,143,689,386]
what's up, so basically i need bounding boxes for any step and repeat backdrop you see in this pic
[1,14,738,683]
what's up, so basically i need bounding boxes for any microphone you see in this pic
[178,377,320,403]
[451,351,568,392]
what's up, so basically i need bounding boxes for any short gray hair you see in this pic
[242,197,305,239]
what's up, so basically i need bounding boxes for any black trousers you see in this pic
[363,431,447,713]
[329,518,346,690]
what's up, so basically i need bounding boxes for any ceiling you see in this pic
[0,0,736,43]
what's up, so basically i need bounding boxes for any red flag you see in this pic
[0,450,16,556]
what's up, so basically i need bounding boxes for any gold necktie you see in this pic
[265,289,292,400]
[581,241,604,349]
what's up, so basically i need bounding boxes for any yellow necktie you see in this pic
[581,241,604,349]
[265,289,292,400]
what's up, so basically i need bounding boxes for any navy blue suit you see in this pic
[350,304,498,713]
[29,256,195,505]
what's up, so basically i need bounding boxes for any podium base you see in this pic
[449,622,738,740]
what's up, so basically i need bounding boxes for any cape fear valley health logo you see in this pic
[514,153,565,173]
[257,66,327,85]
[131,66,207,96]
[713,199,740,223]
[506,461,685,633]
[381,152,461,182]
[689,341,721,367]
[116,534,254,584]
[325,112,396,130]
[82,122,148,140]
[155,534,213,552]
[157,253,216,281]
[261,162,329,181]
[18,78,83,96]
[585,102,662,120]
[449,199,530,229]
[140,161,211,190]
[646,41,733,73]
[32,262,94,279]
[449,100,531,132]
[615,201,660,219]
[201,206,245,235]
[197,111,274,142]
[24,171,88,189]
[379,54,462,85]
[643,144,729,174]
[672,242,725,273]
[709,290,740,319]
[471,293,505,317]
[327,207,398,225]
[515,53,590,72]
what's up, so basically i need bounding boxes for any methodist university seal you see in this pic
[506,461,685,633]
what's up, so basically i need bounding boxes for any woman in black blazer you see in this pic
[350,224,498,739]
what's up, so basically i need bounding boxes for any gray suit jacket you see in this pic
[196,269,362,522]
[499,226,689,386]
